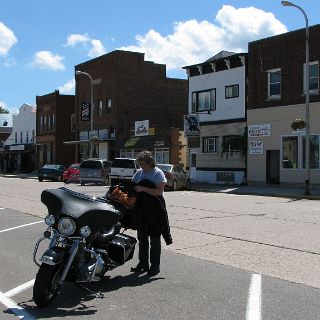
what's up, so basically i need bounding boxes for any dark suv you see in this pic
[79,159,111,185]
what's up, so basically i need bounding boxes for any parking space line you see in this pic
[5,279,35,298]
[246,274,262,320]
[0,291,35,319]
[0,221,43,234]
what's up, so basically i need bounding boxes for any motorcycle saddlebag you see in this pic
[108,234,137,265]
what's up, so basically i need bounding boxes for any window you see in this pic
[225,85,239,99]
[192,89,216,112]
[106,98,112,114]
[32,130,35,142]
[282,136,298,168]
[98,100,103,116]
[304,61,319,93]
[268,69,281,98]
[20,131,23,143]
[14,132,17,144]
[120,149,134,158]
[26,131,29,143]
[302,135,320,169]
[223,135,242,152]
[155,148,169,164]
[203,137,218,153]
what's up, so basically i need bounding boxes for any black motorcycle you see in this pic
[32,187,136,307]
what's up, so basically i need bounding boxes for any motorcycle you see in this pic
[32,186,136,307]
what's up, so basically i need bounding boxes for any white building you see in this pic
[4,103,36,172]
[183,51,247,185]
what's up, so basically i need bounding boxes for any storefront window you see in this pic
[282,136,298,168]
[155,148,169,164]
[302,135,320,169]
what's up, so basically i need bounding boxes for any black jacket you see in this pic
[134,179,173,245]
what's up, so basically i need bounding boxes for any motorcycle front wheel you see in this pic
[33,264,63,307]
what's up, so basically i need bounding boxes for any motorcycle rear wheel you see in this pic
[33,264,63,307]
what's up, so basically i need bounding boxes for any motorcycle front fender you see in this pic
[40,247,65,266]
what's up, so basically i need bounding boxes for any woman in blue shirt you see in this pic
[131,151,169,276]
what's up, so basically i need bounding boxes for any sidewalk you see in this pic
[191,182,320,200]
[1,172,320,200]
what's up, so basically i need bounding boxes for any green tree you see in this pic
[0,106,9,114]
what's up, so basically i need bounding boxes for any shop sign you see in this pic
[249,140,263,154]
[184,114,200,136]
[135,120,149,136]
[154,140,165,147]
[10,145,25,151]
[248,124,271,137]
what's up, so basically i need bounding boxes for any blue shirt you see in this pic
[132,167,167,185]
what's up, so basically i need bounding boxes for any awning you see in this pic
[124,137,140,147]
[63,138,115,145]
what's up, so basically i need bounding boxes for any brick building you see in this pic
[70,50,188,165]
[36,90,76,168]
[247,25,320,186]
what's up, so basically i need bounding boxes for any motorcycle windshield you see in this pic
[41,188,121,231]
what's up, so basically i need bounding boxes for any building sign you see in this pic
[249,140,263,154]
[248,124,271,137]
[10,145,25,151]
[135,120,149,136]
[81,102,91,121]
[184,114,200,136]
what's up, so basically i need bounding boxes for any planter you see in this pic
[291,118,306,131]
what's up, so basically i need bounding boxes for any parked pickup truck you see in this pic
[109,158,138,186]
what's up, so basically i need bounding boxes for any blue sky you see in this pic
[1,0,319,113]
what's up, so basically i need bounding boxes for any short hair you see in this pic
[136,150,155,168]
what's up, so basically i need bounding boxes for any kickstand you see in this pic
[77,284,104,299]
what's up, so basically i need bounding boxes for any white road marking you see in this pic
[0,221,43,233]
[0,291,35,319]
[4,279,35,298]
[246,274,262,320]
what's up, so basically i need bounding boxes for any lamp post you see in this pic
[76,70,94,158]
[281,1,310,195]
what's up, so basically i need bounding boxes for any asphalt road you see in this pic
[0,176,320,319]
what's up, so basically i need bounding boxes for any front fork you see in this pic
[33,230,81,285]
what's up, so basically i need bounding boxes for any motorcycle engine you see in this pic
[77,252,107,282]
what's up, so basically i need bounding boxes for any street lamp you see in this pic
[281,1,310,195]
[75,70,94,158]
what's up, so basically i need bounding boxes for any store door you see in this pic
[266,150,280,184]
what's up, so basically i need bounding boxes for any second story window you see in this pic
[106,98,112,114]
[225,85,239,99]
[268,68,281,99]
[202,136,218,153]
[98,100,103,116]
[32,130,35,142]
[304,61,319,94]
[192,89,216,113]
[26,131,29,143]
[14,132,17,144]
[20,131,23,143]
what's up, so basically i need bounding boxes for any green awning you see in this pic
[124,137,140,147]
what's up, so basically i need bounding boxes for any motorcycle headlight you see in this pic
[79,226,91,238]
[57,217,76,235]
[44,215,55,226]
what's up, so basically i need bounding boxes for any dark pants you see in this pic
[137,228,161,268]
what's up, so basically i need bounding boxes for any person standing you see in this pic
[130,151,172,276]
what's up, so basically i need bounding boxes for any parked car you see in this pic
[109,158,138,186]
[37,164,65,182]
[63,163,80,184]
[79,159,111,186]
[157,164,191,191]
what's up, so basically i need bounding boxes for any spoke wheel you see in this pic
[33,264,63,307]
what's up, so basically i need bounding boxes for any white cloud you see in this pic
[58,79,75,94]
[0,22,17,57]
[119,5,287,70]
[88,39,106,58]
[66,33,106,58]
[31,51,65,70]
[66,33,90,47]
